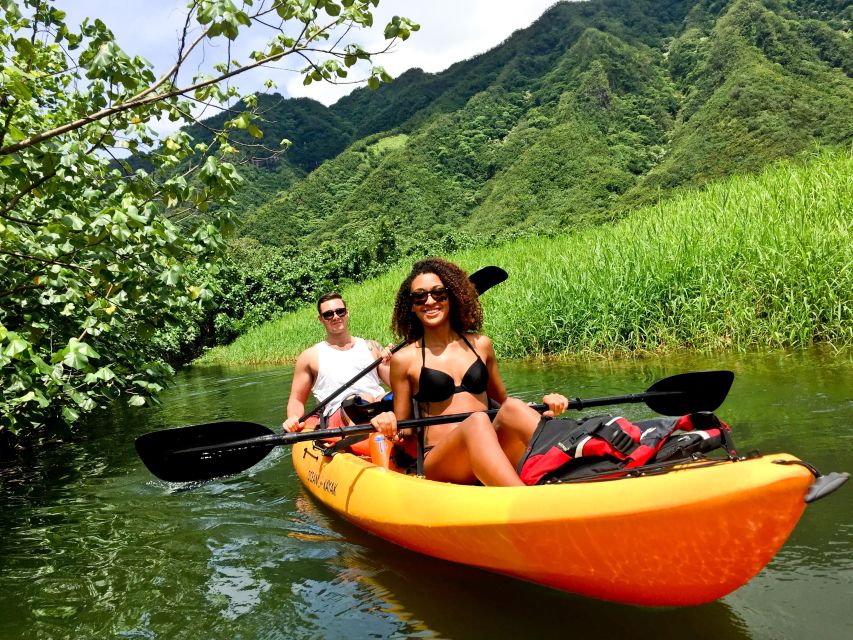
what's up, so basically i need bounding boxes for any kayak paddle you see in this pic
[302,265,508,421]
[135,370,733,483]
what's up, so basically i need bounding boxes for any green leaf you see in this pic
[128,395,146,407]
[3,335,29,357]
[62,406,80,423]
[14,391,36,405]
[62,214,85,231]
[61,338,100,369]
[88,43,115,74]
[226,111,251,129]
[62,350,88,370]
[14,37,35,59]
[160,265,184,286]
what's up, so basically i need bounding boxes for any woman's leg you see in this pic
[492,398,544,467]
[424,412,524,487]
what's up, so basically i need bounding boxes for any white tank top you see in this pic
[313,338,385,416]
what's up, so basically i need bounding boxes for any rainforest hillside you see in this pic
[228,0,851,250]
[198,148,852,365]
[160,0,851,360]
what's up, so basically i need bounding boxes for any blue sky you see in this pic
[61,1,562,107]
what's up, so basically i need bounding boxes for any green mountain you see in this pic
[227,0,850,251]
[155,0,851,361]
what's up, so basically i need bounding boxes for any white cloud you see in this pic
[286,0,562,104]
[60,1,562,106]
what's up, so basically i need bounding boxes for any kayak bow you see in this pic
[292,443,839,606]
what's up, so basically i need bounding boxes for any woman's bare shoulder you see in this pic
[392,341,419,365]
[468,333,494,351]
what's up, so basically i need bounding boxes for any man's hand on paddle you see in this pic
[282,416,305,433]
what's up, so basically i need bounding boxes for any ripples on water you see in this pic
[0,353,850,639]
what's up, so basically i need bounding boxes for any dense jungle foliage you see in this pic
[3,0,850,443]
[199,148,852,365]
[0,0,418,445]
[182,0,851,363]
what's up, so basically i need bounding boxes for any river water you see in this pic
[1,350,851,639]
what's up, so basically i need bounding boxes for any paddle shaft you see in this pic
[567,390,680,411]
[174,391,681,456]
[176,404,549,455]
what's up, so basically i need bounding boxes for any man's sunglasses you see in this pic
[410,286,448,305]
[320,308,348,320]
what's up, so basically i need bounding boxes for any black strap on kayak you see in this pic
[341,396,394,424]
[414,402,425,477]
[718,424,739,460]
[322,434,369,457]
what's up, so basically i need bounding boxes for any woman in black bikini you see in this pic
[370,258,568,486]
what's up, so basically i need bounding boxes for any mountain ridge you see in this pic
[225,0,850,253]
[160,0,851,358]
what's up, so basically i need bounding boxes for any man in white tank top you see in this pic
[282,292,391,432]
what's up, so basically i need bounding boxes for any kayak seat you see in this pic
[341,395,394,425]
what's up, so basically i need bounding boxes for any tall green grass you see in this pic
[197,148,852,365]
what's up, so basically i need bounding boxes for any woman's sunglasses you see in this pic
[410,286,448,305]
[320,308,348,320]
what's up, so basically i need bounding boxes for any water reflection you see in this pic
[0,352,850,639]
[299,490,753,640]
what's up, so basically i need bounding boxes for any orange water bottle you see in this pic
[369,433,391,469]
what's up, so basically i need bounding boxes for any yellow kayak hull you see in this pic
[292,443,814,606]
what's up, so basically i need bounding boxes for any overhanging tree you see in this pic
[0,0,417,441]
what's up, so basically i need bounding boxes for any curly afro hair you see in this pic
[391,257,483,341]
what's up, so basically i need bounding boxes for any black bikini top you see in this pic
[413,333,489,403]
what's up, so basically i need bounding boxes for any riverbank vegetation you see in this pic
[3,0,850,444]
[198,148,852,365]
[182,0,851,366]
[0,0,417,444]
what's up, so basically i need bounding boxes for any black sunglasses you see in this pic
[410,286,448,305]
[320,307,348,320]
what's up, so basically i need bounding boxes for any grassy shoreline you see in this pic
[197,148,852,366]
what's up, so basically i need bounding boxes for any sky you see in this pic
[62,1,564,108]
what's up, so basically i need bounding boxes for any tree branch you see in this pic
[0,14,400,157]
[0,172,56,224]
[0,282,41,300]
[0,249,92,273]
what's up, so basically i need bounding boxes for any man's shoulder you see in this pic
[296,343,321,369]
[356,336,381,351]
[301,342,323,355]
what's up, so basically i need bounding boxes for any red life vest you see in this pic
[518,412,734,485]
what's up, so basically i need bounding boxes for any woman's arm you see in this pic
[479,335,508,404]
[371,347,415,439]
[391,348,415,421]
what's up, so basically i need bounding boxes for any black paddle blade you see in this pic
[645,370,735,415]
[469,266,508,295]
[135,421,275,483]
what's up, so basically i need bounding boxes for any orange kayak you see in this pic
[292,441,839,606]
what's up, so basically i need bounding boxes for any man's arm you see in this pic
[367,339,393,387]
[282,346,318,432]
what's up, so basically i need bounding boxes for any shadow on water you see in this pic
[296,489,752,640]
